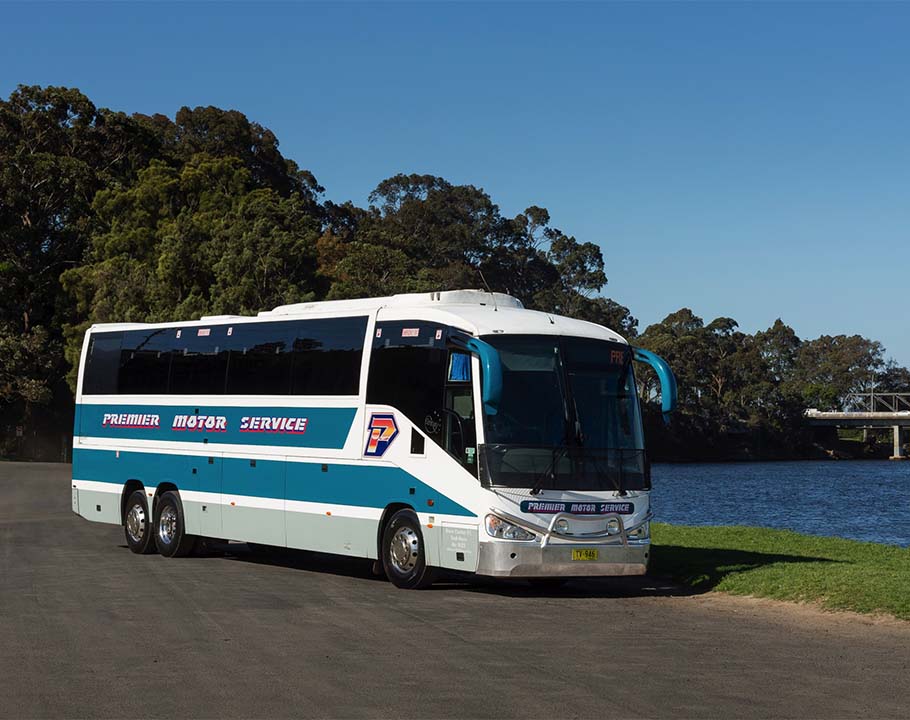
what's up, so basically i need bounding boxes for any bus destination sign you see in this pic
[519,500,633,515]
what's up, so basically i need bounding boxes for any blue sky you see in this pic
[4,2,909,367]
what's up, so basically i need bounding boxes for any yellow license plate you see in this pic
[572,549,599,561]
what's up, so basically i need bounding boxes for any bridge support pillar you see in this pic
[891,425,906,460]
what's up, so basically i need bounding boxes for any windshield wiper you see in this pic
[586,449,626,496]
[529,445,569,496]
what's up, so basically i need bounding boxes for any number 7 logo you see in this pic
[365,413,399,457]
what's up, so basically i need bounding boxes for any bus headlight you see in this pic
[485,514,536,541]
[628,521,650,539]
[606,517,621,534]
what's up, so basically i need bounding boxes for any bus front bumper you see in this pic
[475,539,650,578]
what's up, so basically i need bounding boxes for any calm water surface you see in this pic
[651,461,910,547]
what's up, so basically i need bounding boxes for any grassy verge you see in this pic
[651,523,910,620]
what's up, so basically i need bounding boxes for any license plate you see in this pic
[572,548,599,561]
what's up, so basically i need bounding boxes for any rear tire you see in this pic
[124,489,156,554]
[154,491,196,558]
[381,509,435,589]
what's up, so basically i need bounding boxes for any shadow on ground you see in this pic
[650,544,837,591]
[192,540,836,599]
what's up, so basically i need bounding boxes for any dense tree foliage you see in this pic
[60,156,322,386]
[636,312,900,458]
[0,84,907,459]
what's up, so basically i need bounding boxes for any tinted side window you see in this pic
[83,332,123,395]
[119,329,172,394]
[367,322,448,435]
[290,316,367,395]
[225,322,293,395]
[169,327,229,395]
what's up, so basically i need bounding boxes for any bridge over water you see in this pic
[805,392,910,459]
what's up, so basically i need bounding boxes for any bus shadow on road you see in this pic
[212,542,835,599]
[465,546,837,598]
[646,544,838,595]
[214,541,388,582]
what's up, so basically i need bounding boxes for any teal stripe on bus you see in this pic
[76,404,357,449]
[72,447,476,518]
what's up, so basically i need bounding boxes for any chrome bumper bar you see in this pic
[475,535,650,577]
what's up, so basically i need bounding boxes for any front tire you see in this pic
[381,509,435,589]
[124,489,156,554]
[154,491,196,558]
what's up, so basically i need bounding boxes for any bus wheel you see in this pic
[124,489,156,555]
[154,491,196,558]
[381,509,435,590]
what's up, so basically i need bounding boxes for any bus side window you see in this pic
[223,322,293,396]
[289,316,367,396]
[119,328,172,394]
[169,327,231,395]
[83,332,123,395]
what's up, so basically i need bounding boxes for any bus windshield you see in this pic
[478,334,649,492]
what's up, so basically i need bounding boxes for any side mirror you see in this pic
[632,347,678,424]
[451,336,502,415]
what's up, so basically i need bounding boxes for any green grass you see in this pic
[651,523,910,620]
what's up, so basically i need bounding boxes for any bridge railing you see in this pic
[842,392,910,413]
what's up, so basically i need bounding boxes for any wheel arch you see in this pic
[153,481,180,509]
[120,479,146,522]
[377,502,415,559]
[155,481,179,496]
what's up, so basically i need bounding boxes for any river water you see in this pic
[651,461,910,547]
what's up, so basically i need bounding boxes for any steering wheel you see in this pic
[440,408,466,460]
[487,408,522,442]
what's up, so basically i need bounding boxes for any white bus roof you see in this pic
[89,289,628,344]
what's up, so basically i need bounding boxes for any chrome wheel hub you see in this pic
[126,504,146,543]
[389,526,419,573]
[158,505,178,546]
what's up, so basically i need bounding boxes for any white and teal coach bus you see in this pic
[72,290,677,589]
